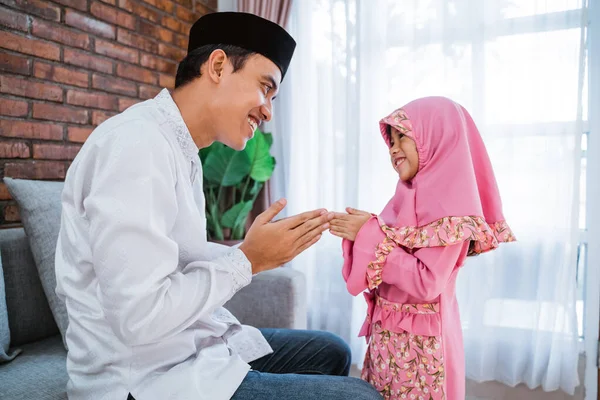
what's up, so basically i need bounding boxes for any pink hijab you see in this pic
[377,96,515,255]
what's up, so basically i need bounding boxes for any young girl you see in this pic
[330,97,515,400]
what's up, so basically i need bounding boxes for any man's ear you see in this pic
[206,49,227,82]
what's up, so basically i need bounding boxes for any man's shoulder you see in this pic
[82,100,173,153]
[90,99,162,139]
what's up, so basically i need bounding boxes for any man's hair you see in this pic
[175,44,256,88]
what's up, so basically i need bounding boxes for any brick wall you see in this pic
[0,0,216,226]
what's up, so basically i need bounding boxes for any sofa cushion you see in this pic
[3,178,68,349]
[0,228,59,346]
[0,334,67,399]
[0,253,22,363]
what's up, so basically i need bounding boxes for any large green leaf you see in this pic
[199,143,219,165]
[244,130,275,182]
[263,132,273,147]
[204,145,251,187]
[221,201,254,229]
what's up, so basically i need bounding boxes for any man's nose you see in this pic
[260,104,272,122]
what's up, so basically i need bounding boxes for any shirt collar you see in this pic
[154,88,199,163]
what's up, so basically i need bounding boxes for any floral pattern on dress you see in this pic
[366,235,397,290]
[362,298,445,400]
[366,216,515,290]
[378,216,515,256]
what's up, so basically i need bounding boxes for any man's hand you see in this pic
[239,199,334,274]
[329,207,372,241]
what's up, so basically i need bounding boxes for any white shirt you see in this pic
[54,89,273,400]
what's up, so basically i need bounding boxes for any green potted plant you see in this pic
[199,128,275,245]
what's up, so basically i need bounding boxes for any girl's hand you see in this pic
[329,208,372,241]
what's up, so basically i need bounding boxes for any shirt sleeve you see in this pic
[82,122,252,347]
[342,216,467,300]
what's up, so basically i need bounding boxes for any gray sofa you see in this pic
[0,178,307,400]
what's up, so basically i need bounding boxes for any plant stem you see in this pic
[215,184,224,213]
[209,188,223,240]
[239,175,251,202]
[232,181,263,240]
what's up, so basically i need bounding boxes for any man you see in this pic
[55,11,382,400]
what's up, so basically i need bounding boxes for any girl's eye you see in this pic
[263,84,271,95]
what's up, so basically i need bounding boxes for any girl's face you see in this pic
[389,127,419,181]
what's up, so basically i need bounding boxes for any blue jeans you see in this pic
[230,329,383,400]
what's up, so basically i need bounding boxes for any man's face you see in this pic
[211,53,281,151]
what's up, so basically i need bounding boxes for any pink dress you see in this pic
[343,97,516,399]
[343,217,470,400]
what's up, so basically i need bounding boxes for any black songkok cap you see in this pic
[187,12,296,80]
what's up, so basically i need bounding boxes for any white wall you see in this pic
[217,0,236,12]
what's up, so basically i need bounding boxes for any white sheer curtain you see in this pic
[267,0,588,394]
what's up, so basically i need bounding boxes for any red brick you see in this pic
[139,84,161,99]
[32,18,91,50]
[34,62,89,88]
[33,143,81,160]
[4,160,67,179]
[177,0,192,9]
[194,2,212,14]
[0,120,63,140]
[90,2,136,30]
[0,53,31,76]
[0,184,11,201]
[64,48,113,74]
[197,0,217,10]
[140,0,173,13]
[0,141,30,158]
[173,34,187,49]
[139,20,174,44]
[95,39,138,64]
[0,98,29,117]
[92,73,137,96]
[0,5,29,31]
[158,43,186,62]
[161,16,190,35]
[0,0,60,21]
[33,103,89,124]
[159,73,174,89]
[66,90,117,110]
[51,0,88,11]
[116,29,158,53]
[118,0,161,23]
[175,5,197,23]
[67,126,94,142]
[65,9,116,39]
[4,204,20,222]
[0,75,63,102]
[91,110,116,125]
[140,53,177,75]
[0,31,60,61]
[116,63,157,85]
[118,97,139,111]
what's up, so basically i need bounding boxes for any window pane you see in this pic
[485,29,583,124]
[502,0,584,19]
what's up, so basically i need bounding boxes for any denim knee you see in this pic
[315,331,352,376]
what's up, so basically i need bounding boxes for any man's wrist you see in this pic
[239,243,262,275]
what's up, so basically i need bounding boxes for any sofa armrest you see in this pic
[224,267,307,330]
